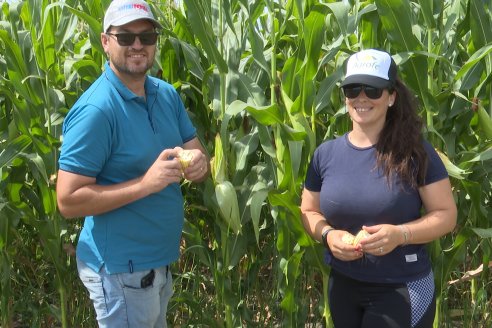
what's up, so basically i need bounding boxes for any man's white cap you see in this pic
[341,49,397,88]
[103,0,162,32]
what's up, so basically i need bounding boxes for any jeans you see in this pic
[77,257,173,328]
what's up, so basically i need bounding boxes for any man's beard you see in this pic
[110,53,153,77]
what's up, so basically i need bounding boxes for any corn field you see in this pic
[1,0,491,327]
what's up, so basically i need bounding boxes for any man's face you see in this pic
[101,19,157,79]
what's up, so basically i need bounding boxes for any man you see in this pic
[56,0,208,326]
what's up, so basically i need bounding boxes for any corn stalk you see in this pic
[1,0,492,327]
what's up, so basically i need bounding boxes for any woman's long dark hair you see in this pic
[376,78,428,188]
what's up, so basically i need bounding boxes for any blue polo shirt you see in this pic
[304,133,448,283]
[59,62,196,274]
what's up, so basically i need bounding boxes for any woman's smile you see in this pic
[354,106,372,113]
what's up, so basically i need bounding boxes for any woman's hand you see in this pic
[326,229,364,261]
[358,224,403,256]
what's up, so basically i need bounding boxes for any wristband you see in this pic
[321,228,335,249]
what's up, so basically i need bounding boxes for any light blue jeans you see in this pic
[77,257,173,328]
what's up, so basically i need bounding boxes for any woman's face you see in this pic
[344,85,397,130]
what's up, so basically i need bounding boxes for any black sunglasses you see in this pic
[342,85,386,100]
[106,32,159,46]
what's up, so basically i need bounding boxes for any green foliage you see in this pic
[1,0,491,327]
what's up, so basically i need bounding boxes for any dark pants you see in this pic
[328,269,435,328]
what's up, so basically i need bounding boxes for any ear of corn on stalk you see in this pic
[435,149,469,180]
[477,105,492,140]
[215,181,242,234]
[211,134,226,183]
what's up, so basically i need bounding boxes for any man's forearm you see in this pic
[57,176,149,218]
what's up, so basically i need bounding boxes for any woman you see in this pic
[300,49,457,328]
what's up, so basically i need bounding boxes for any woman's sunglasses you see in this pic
[106,32,159,46]
[342,85,386,100]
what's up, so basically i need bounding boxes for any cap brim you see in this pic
[106,17,163,32]
[340,75,392,89]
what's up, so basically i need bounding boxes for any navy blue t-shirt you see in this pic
[304,133,448,283]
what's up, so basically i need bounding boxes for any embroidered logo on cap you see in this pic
[116,3,150,14]
[351,54,381,72]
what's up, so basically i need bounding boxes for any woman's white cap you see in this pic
[341,49,397,88]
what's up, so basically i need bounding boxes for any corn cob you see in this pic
[435,149,468,180]
[178,150,194,169]
[342,230,370,246]
[352,230,370,245]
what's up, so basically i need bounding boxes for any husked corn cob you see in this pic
[353,230,370,245]
[342,233,355,245]
[178,150,194,169]
[342,230,370,246]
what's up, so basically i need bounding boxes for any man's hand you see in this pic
[176,147,209,182]
[141,148,183,193]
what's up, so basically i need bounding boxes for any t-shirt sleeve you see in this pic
[423,140,449,185]
[304,148,322,192]
[58,104,112,177]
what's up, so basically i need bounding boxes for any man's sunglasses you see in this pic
[106,32,159,46]
[342,85,386,100]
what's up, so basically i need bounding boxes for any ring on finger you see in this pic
[379,246,384,254]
